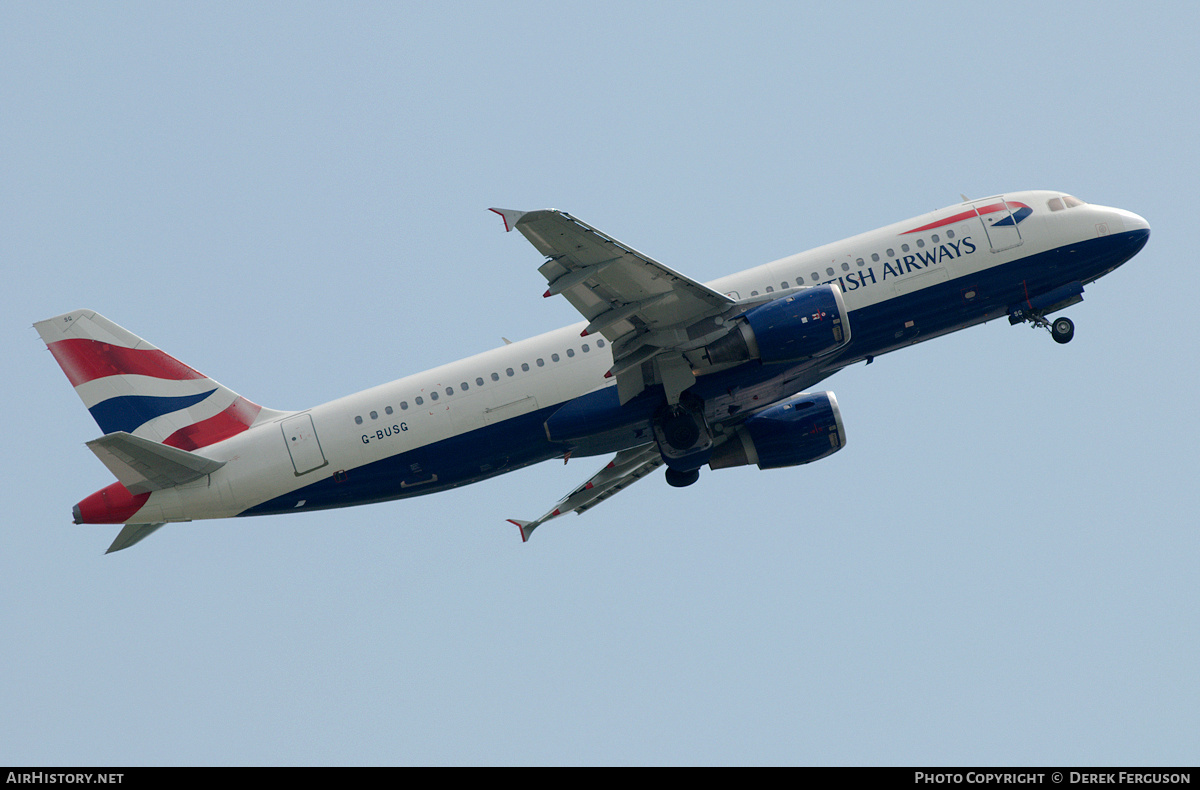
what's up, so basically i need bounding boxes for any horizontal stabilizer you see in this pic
[106,523,165,554]
[86,431,225,495]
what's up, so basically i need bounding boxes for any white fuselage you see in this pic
[129,191,1149,524]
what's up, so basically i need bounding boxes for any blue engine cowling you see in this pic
[704,284,851,366]
[709,391,846,470]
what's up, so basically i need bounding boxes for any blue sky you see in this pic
[3,1,1197,766]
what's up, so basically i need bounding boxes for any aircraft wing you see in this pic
[491,208,735,404]
[506,444,663,542]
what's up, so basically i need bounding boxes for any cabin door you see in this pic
[971,198,1025,253]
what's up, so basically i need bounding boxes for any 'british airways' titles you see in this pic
[832,236,977,292]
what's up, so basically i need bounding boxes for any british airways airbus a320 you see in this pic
[37,191,1149,552]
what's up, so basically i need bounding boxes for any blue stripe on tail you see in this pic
[88,390,217,435]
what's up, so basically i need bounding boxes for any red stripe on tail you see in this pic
[163,397,263,450]
[47,339,205,387]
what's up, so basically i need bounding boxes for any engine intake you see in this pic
[709,392,846,470]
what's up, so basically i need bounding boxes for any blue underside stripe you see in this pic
[88,389,217,435]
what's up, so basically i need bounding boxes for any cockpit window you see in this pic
[1048,195,1086,212]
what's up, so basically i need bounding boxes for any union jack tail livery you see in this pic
[35,310,291,552]
[35,309,282,449]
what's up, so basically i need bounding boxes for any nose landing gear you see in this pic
[1010,309,1075,344]
[1050,316,1075,344]
[1007,282,1084,345]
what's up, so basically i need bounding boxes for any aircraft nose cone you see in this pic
[1111,208,1151,260]
[1123,211,1150,255]
[1118,208,1150,234]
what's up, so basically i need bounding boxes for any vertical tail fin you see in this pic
[35,309,283,449]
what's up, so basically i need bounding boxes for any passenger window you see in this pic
[810,272,819,281]
[781,281,789,289]
[460,382,468,391]
[596,340,605,348]
[567,348,575,358]
[476,377,484,386]
[552,353,560,362]
[582,344,590,352]
[886,248,894,257]
[521,363,529,372]
[370,411,378,420]
[415,396,424,406]
[841,262,850,271]
[537,358,545,367]
[445,387,453,396]
[751,290,759,296]
[506,368,514,377]
[825,267,834,277]
[931,234,940,243]
[856,258,864,266]
[901,244,910,252]
[491,372,499,382]
[430,391,439,401]
[765,286,774,293]
[916,239,925,248]
[385,406,393,415]
[400,402,408,410]
[947,230,955,239]
[871,253,880,262]
[355,416,363,425]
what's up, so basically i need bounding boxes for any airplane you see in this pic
[35,190,1150,552]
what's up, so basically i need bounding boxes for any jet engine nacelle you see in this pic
[704,284,850,366]
[709,391,846,471]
